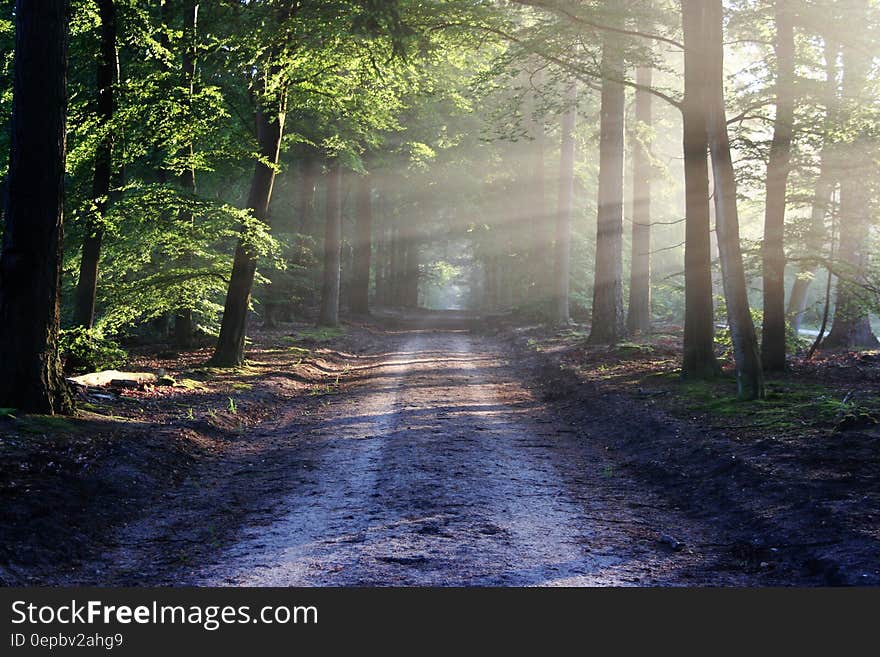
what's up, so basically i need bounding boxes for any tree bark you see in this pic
[627,65,653,334]
[0,0,73,414]
[319,163,342,326]
[822,0,879,349]
[588,37,626,344]
[760,0,794,371]
[681,0,720,378]
[211,104,285,366]
[73,0,117,329]
[350,173,373,314]
[703,0,765,399]
[553,82,576,325]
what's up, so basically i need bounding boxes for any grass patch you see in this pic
[672,378,880,432]
[285,326,347,344]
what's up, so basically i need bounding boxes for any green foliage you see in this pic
[676,377,880,433]
[59,327,128,375]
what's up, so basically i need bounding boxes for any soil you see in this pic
[1,310,878,586]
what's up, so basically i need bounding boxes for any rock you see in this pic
[658,533,683,551]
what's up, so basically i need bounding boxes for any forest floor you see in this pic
[1,309,878,586]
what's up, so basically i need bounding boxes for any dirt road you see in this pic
[185,328,762,586]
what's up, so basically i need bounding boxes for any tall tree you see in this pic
[787,37,838,334]
[552,81,577,325]
[761,0,795,371]
[822,0,879,349]
[588,35,626,344]
[211,100,286,365]
[703,0,765,399]
[626,64,653,334]
[681,0,721,379]
[350,172,373,314]
[0,0,73,414]
[72,0,117,328]
[174,0,200,347]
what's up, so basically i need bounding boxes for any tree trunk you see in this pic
[297,153,319,237]
[553,82,576,325]
[0,0,73,414]
[788,160,834,334]
[760,1,794,372]
[211,104,285,366]
[72,0,116,329]
[703,0,765,399]
[350,173,373,314]
[175,0,199,348]
[402,234,420,308]
[681,0,720,378]
[485,254,499,311]
[588,38,626,344]
[319,163,342,326]
[822,1,879,349]
[375,202,389,307]
[787,40,839,335]
[627,65,653,334]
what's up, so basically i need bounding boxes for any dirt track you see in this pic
[44,314,875,586]
[184,328,764,586]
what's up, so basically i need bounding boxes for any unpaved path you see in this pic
[187,329,761,586]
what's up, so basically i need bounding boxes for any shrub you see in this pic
[59,327,128,375]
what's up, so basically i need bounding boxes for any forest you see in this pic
[0,0,879,587]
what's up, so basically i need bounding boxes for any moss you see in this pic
[616,342,655,356]
[176,378,208,390]
[285,326,347,343]
[672,378,879,433]
[15,415,79,434]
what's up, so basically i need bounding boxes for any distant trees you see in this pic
[822,0,879,349]
[626,63,653,335]
[0,0,73,414]
[350,172,374,315]
[319,163,342,327]
[553,82,577,326]
[2,0,880,410]
[787,38,838,335]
